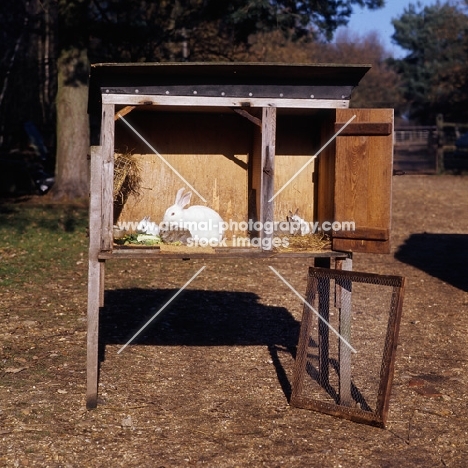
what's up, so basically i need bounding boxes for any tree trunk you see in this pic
[51,48,89,200]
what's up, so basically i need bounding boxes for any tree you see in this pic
[0,0,56,151]
[390,1,468,124]
[307,30,403,110]
[237,29,403,111]
[85,0,385,63]
[51,0,90,200]
[1,0,386,198]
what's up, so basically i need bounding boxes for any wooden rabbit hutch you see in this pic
[86,63,399,423]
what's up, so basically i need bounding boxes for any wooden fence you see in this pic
[393,115,468,174]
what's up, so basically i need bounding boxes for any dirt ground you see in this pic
[1,175,468,467]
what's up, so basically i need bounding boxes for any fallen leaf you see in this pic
[121,415,134,429]
[408,378,426,387]
[414,385,443,398]
[4,367,28,374]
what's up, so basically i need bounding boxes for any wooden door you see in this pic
[332,108,394,254]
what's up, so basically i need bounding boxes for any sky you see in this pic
[336,0,441,58]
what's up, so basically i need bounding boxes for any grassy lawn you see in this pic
[0,200,89,288]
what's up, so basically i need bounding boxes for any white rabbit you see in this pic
[162,188,225,243]
[287,209,311,236]
[136,216,160,236]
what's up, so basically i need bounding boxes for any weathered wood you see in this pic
[115,111,318,238]
[336,257,353,407]
[99,260,105,308]
[333,109,394,254]
[98,247,345,260]
[232,108,261,127]
[333,227,389,241]
[102,93,350,109]
[375,278,406,426]
[87,145,103,410]
[316,112,336,228]
[260,107,276,250]
[332,239,391,255]
[115,105,136,120]
[334,122,392,136]
[290,266,405,428]
[102,84,354,100]
[115,113,251,236]
[290,396,385,428]
[100,103,115,251]
[274,115,318,223]
[291,275,318,401]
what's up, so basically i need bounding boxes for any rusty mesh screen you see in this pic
[291,267,405,428]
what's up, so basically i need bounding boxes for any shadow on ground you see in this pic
[395,233,468,292]
[99,288,301,399]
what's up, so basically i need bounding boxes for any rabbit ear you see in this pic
[288,210,294,217]
[175,188,186,204]
[294,208,299,216]
[178,190,192,208]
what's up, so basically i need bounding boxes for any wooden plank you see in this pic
[334,122,392,136]
[333,227,389,241]
[336,257,353,407]
[232,108,261,127]
[114,113,251,236]
[333,109,394,254]
[289,396,384,428]
[102,83,355,98]
[99,260,105,307]
[98,248,346,260]
[260,107,276,250]
[115,105,136,120]
[291,275,318,403]
[375,279,406,427]
[100,103,115,251]
[274,114,318,224]
[316,111,336,227]
[102,93,350,109]
[87,145,103,410]
[333,238,390,254]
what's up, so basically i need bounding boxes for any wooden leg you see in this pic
[87,256,101,409]
[87,145,104,409]
[335,257,353,406]
[291,275,318,404]
[99,260,105,307]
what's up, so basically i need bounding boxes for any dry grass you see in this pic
[275,232,331,252]
[113,152,141,204]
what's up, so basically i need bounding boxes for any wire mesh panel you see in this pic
[291,267,405,428]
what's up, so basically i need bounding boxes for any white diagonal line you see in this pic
[117,266,206,354]
[117,114,207,202]
[268,266,357,354]
[269,114,356,202]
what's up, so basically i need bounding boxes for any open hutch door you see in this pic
[330,108,394,254]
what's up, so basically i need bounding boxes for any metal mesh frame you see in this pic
[291,267,405,428]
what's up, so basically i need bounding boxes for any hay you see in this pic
[114,152,141,203]
[274,232,331,252]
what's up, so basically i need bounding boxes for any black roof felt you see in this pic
[88,62,371,114]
